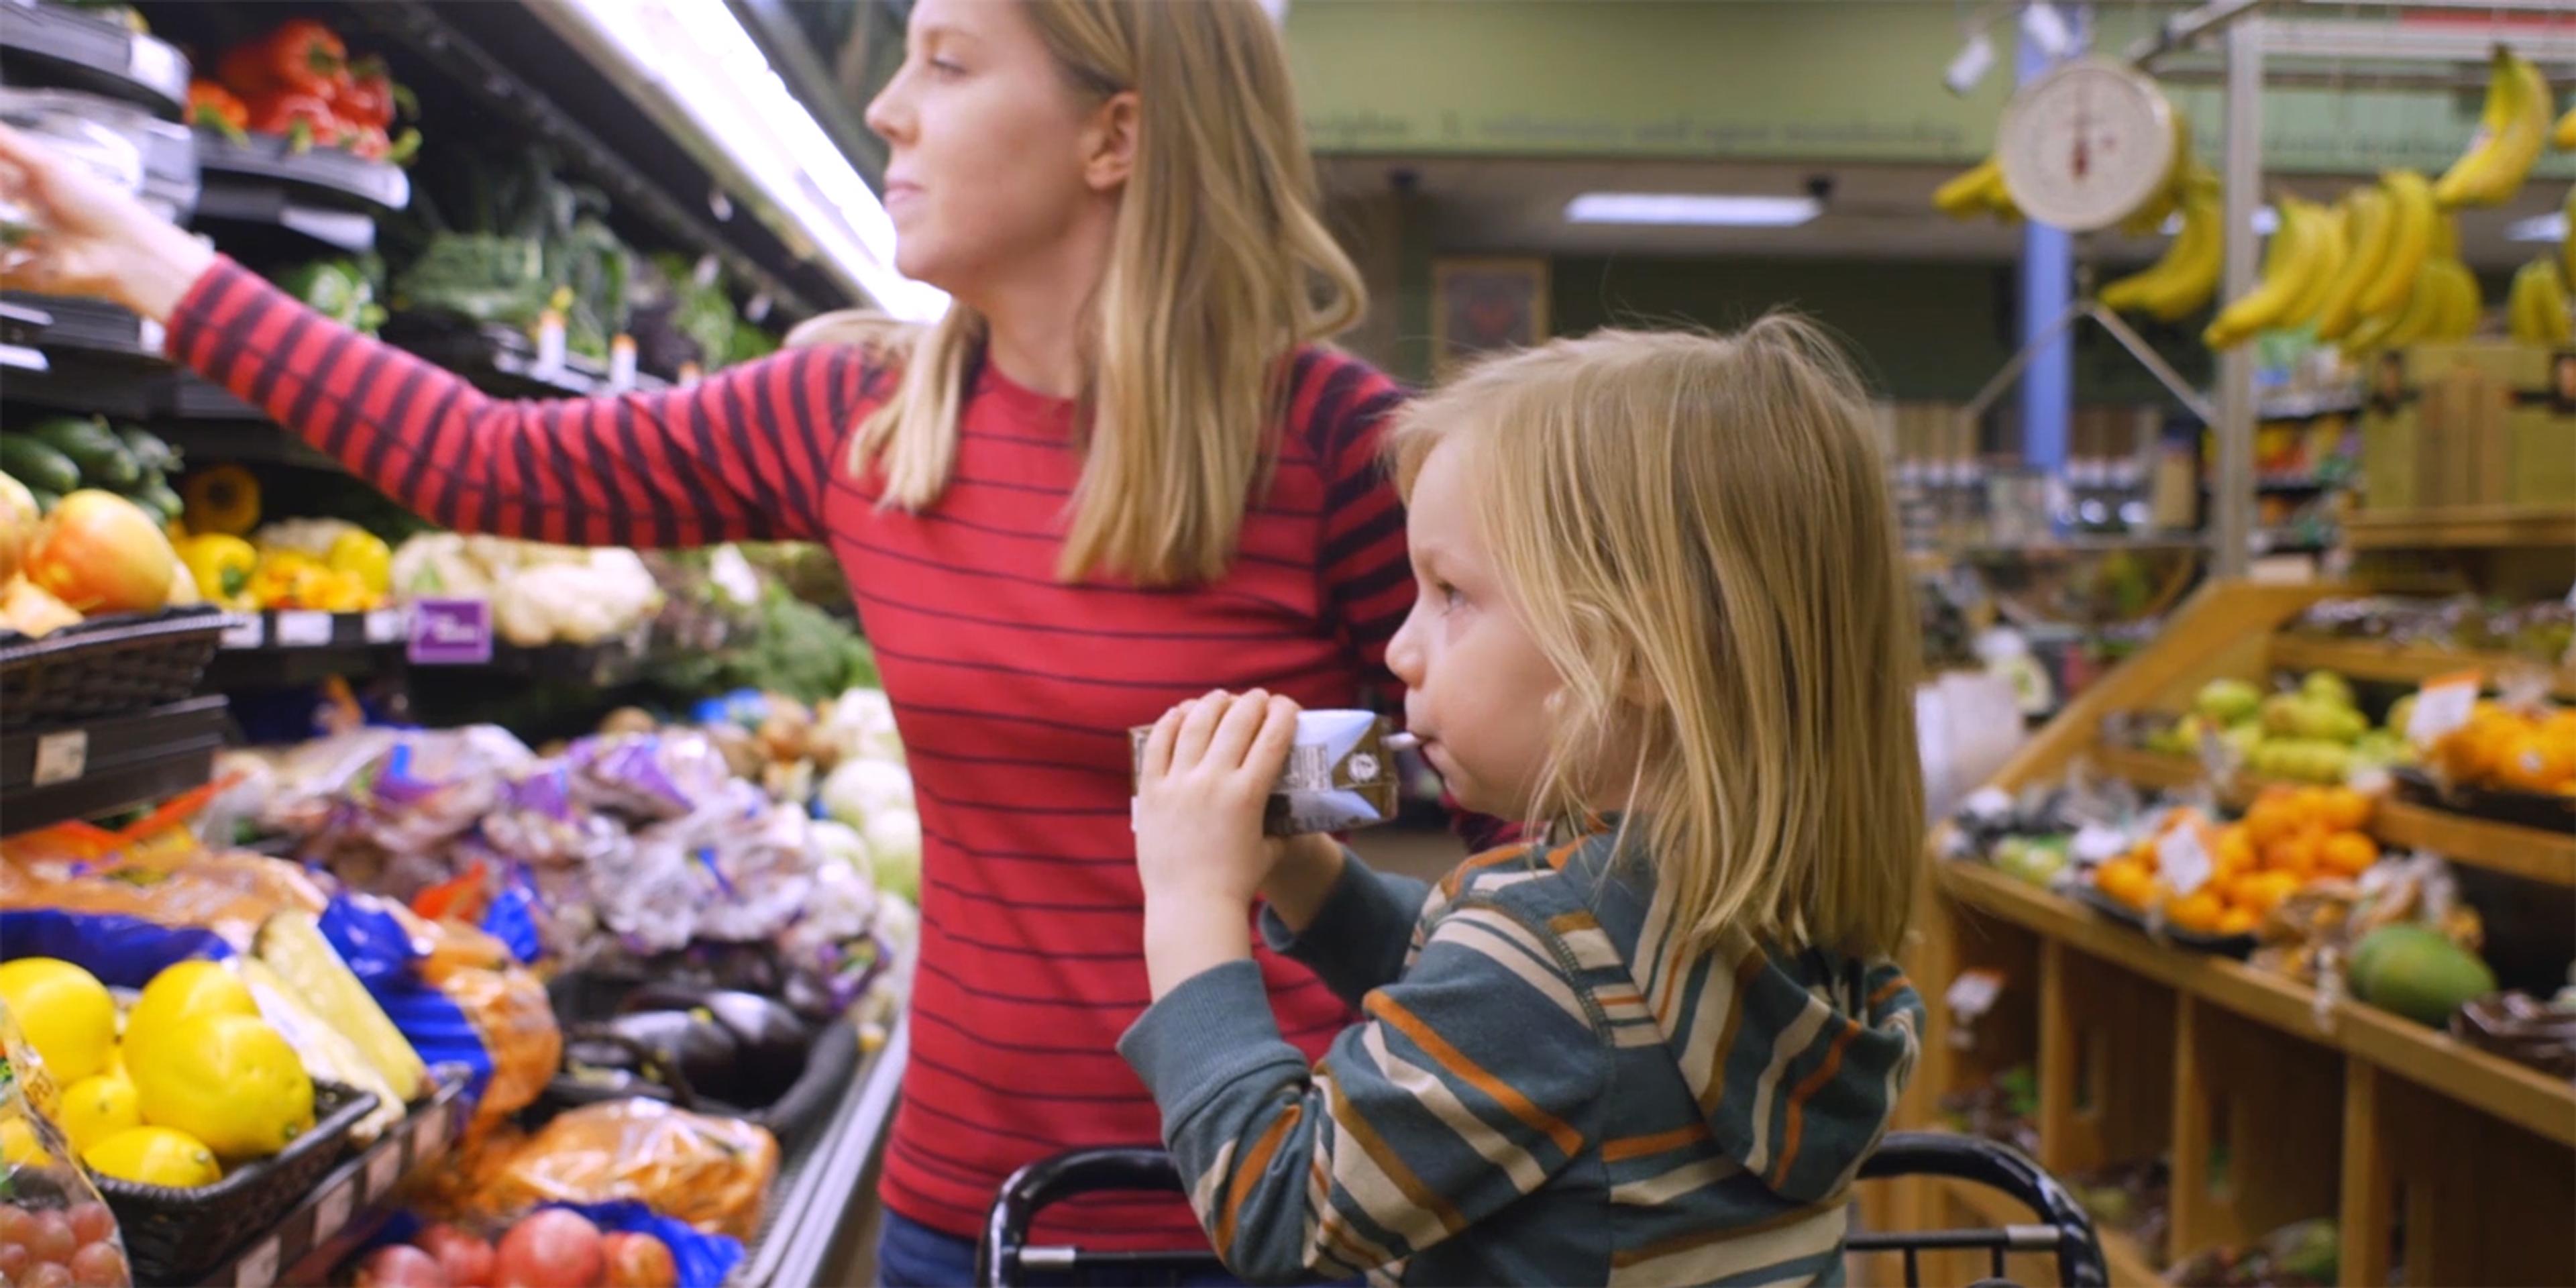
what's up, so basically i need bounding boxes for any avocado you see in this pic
[2351,924,2497,1027]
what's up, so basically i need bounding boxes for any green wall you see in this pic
[1548,256,2215,406]
[1286,1,2576,178]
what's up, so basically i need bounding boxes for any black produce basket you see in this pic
[97,1080,376,1285]
[2074,883,2260,959]
[2393,767,2576,836]
[537,971,856,1152]
[0,605,235,724]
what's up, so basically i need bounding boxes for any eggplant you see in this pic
[621,985,814,1106]
[597,1008,747,1106]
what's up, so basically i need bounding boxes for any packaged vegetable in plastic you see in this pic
[568,732,737,822]
[475,1099,778,1241]
[414,919,561,1130]
[0,1002,136,1287]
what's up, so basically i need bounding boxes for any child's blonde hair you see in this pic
[1388,319,1923,959]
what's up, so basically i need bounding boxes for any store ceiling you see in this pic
[1323,155,2565,269]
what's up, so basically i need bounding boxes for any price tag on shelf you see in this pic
[365,1139,403,1198]
[233,1236,280,1288]
[127,38,180,96]
[221,614,266,649]
[409,598,492,666]
[2157,824,2214,897]
[33,731,86,786]
[313,1177,356,1244]
[274,610,333,648]
[1943,967,2005,1022]
[2407,670,2481,748]
[364,608,405,645]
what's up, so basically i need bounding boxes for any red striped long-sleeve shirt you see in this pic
[166,258,1419,1248]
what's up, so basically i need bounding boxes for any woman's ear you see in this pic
[1083,90,1140,192]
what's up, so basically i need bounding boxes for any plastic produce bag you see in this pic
[475,1099,778,1240]
[0,1003,134,1286]
[542,1200,745,1288]
[567,732,737,821]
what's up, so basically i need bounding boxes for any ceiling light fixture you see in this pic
[1564,193,1823,227]
[2506,211,2568,243]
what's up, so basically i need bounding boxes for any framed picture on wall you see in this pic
[1433,257,1550,373]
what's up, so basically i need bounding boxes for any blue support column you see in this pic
[2017,12,2078,480]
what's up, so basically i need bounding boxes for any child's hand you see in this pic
[1135,689,1299,912]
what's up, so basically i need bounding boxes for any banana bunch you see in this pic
[2555,101,2576,152]
[2432,46,2553,209]
[2507,258,2573,345]
[2101,180,2224,321]
[2563,185,2575,290]
[2204,195,2338,350]
[2341,213,2481,354]
[2116,106,2211,237]
[1933,156,2020,223]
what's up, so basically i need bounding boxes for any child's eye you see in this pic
[928,56,967,76]
[1435,581,1463,608]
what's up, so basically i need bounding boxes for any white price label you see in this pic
[1943,967,2005,1021]
[313,1178,355,1242]
[275,611,333,647]
[233,1236,280,1288]
[365,1141,403,1197]
[32,731,86,786]
[414,1105,447,1158]
[2070,823,2131,866]
[364,609,405,645]
[136,316,166,356]
[2407,672,2481,748]
[221,615,266,649]
[2157,825,2214,897]
[127,37,180,94]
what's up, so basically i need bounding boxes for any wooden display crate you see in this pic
[1902,580,2576,1287]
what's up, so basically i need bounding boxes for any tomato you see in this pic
[24,490,174,614]
[492,1211,603,1288]
[63,1205,112,1248]
[415,1223,496,1288]
[23,1260,74,1288]
[0,1244,31,1279]
[600,1233,677,1288]
[66,1240,127,1287]
[28,1212,76,1266]
[356,1244,451,1288]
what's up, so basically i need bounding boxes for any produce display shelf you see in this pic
[203,608,409,689]
[2343,504,2576,551]
[2086,742,2576,887]
[201,1075,472,1288]
[2267,634,2576,702]
[0,694,227,837]
[191,180,380,255]
[1935,861,2576,1150]
[1923,1175,2160,1288]
[735,1014,909,1288]
[0,1,189,118]
[380,313,671,400]
[0,290,163,358]
[156,419,342,468]
[193,129,412,213]
[2253,391,2362,422]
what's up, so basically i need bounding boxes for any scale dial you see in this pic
[1996,56,2178,232]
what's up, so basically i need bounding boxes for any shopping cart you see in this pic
[977,1131,2108,1287]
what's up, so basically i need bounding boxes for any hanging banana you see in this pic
[2205,196,2330,350]
[2562,185,2575,292]
[2100,186,2224,321]
[2508,258,2573,345]
[1934,156,2020,223]
[2432,46,2553,209]
[2359,170,2436,318]
[2555,102,2576,152]
[2279,203,2350,331]
[2312,185,2394,341]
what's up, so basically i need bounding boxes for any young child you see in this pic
[1125,319,1927,1287]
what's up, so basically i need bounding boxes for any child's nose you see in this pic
[1386,603,1426,688]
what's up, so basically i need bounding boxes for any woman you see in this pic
[0,0,1431,1278]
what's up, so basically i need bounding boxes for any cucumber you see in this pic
[26,489,58,515]
[117,425,178,474]
[136,478,184,525]
[0,433,82,496]
[25,415,140,489]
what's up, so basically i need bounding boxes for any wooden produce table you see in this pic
[1880,581,2576,1287]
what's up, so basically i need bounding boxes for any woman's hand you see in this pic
[0,121,215,321]
[1134,690,1298,998]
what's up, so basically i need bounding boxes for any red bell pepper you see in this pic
[219,18,347,98]
[246,89,343,153]
[333,56,411,129]
[186,80,248,140]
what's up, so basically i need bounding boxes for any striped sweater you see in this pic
[163,257,1427,1247]
[1121,828,1924,1287]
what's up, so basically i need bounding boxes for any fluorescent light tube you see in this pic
[2506,211,2568,242]
[1564,193,1822,227]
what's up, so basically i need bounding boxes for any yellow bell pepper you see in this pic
[325,530,392,596]
[180,466,261,537]
[176,534,258,609]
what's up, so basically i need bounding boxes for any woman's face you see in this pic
[864,0,1129,298]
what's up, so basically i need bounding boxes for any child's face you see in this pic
[1386,438,1564,818]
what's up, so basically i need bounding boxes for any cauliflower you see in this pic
[488,549,665,646]
[816,688,904,765]
[820,758,914,830]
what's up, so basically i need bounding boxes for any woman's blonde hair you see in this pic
[832,0,1364,585]
[1389,319,1923,959]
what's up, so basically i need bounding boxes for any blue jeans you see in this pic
[876,1211,1248,1288]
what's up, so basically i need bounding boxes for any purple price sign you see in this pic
[409,597,494,665]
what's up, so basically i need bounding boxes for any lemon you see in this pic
[83,1125,221,1188]
[123,959,258,1068]
[0,1117,44,1167]
[57,1071,142,1154]
[0,959,117,1083]
[130,1014,313,1162]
